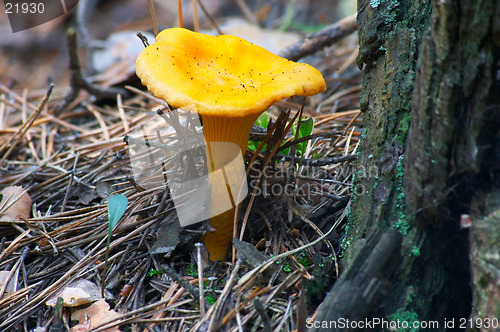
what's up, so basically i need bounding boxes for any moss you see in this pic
[384,0,400,26]
[360,128,367,139]
[303,254,336,306]
[393,217,410,235]
[387,308,420,331]
[340,224,351,253]
[370,0,381,9]
[389,158,410,235]
[347,0,435,321]
[387,286,420,331]
[396,111,412,144]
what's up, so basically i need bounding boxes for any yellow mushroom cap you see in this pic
[136,28,326,117]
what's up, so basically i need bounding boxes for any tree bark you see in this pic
[309,0,500,329]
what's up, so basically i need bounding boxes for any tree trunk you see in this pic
[309,0,500,329]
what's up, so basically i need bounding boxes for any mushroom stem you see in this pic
[200,113,260,261]
[201,114,259,156]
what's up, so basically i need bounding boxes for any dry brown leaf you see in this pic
[46,279,102,307]
[71,299,121,332]
[0,186,32,220]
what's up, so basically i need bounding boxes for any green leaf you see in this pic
[298,118,314,137]
[293,117,314,156]
[108,194,128,236]
[206,293,216,305]
[147,269,163,277]
[254,113,270,128]
[102,194,128,297]
[248,113,270,151]
[186,263,197,277]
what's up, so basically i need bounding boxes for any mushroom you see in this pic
[136,28,326,260]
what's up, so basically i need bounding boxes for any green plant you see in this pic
[147,269,163,277]
[203,280,217,305]
[101,194,128,297]
[248,114,314,158]
[248,113,270,151]
[296,252,310,267]
[205,293,216,305]
[294,117,314,156]
[281,117,314,156]
[387,286,420,331]
[186,263,197,277]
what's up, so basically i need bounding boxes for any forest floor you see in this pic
[0,1,362,330]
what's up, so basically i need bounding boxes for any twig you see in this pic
[280,154,356,166]
[160,263,200,301]
[236,202,350,291]
[278,131,344,152]
[292,207,335,257]
[91,298,194,331]
[148,0,159,36]
[206,258,244,332]
[55,28,129,115]
[0,282,40,309]
[178,0,184,28]
[0,217,159,330]
[190,259,243,331]
[296,292,307,332]
[220,287,271,328]
[235,0,258,25]
[195,243,206,316]
[253,298,272,332]
[288,100,305,171]
[193,0,199,32]
[198,0,223,35]
[137,32,150,47]
[116,94,130,133]
[238,110,304,247]
[331,110,362,147]
[60,151,80,213]
[0,84,53,168]
[0,246,28,298]
[279,14,358,61]
[75,0,100,75]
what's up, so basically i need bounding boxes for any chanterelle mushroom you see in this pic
[136,28,326,260]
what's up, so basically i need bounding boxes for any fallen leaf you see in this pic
[116,215,140,232]
[0,270,19,294]
[0,186,32,220]
[74,185,99,205]
[150,220,182,254]
[71,299,121,332]
[46,279,102,307]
